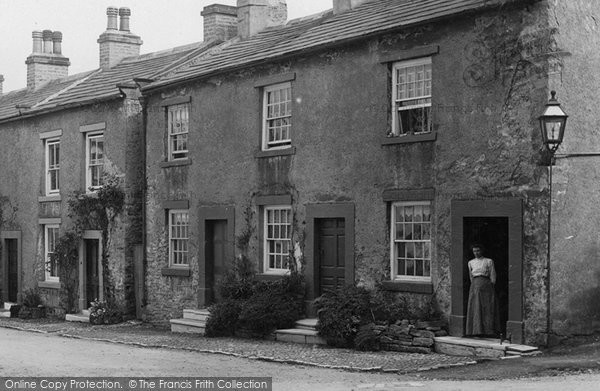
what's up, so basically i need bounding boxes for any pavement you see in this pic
[1,317,600,380]
[0,317,476,374]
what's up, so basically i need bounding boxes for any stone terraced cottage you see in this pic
[1,0,599,347]
[0,6,215,319]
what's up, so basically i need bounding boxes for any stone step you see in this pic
[294,318,318,331]
[274,328,326,345]
[433,336,539,358]
[4,302,17,311]
[170,318,206,335]
[0,309,11,318]
[183,309,210,322]
[65,312,90,323]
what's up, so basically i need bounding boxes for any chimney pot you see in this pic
[43,30,54,54]
[0,74,4,95]
[98,7,142,69]
[107,7,119,30]
[119,7,131,31]
[32,30,43,53]
[52,31,63,55]
[26,30,70,89]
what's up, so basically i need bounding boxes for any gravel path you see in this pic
[0,317,476,373]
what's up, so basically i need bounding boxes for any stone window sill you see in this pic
[38,195,62,203]
[161,267,191,277]
[382,280,433,294]
[159,159,192,168]
[38,281,60,289]
[381,132,436,145]
[254,147,296,158]
[256,273,287,281]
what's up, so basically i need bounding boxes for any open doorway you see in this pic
[463,217,509,336]
[450,199,524,343]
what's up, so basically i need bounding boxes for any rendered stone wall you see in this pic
[547,0,600,337]
[0,98,143,316]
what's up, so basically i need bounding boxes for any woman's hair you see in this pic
[470,243,485,253]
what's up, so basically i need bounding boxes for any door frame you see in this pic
[1,231,21,304]
[198,206,235,306]
[450,199,524,343]
[78,230,103,311]
[305,203,355,313]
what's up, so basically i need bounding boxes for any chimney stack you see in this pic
[201,4,238,42]
[0,75,4,95]
[236,0,287,39]
[97,6,143,70]
[333,0,368,14]
[25,30,70,90]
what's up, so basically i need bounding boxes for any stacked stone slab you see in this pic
[378,320,448,354]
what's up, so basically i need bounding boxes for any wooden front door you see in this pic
[206,220,228,304]
[6,239,18,303]
[85,239,100,307]
[316,218,346,295]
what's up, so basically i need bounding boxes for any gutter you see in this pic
[0,93,122,125]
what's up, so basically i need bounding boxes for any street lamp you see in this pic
[538,90,568,344]
[539,91,568,164]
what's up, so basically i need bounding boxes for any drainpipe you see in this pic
[134,78,153,319]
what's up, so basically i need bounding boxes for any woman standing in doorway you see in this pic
[466,244,500,336]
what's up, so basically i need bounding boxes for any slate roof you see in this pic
[146,0,526,91]
[0,41,213,122]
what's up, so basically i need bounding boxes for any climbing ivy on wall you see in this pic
[50,230,80,313]
[54,173,126,312]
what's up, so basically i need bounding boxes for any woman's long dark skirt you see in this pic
[466,276,500,336]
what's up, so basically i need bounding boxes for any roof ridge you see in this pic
[120,42,206,64]
[149,40,223,80]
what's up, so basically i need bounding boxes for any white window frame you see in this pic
[168,209,189,267]
[391,57,432,136]
[85,132,105,191]
[263,205,292,274]
[45,224,60,282]
[390,201,432,282]
[167,103,190,161]
[45,138,60,196]
[262,82,292,151]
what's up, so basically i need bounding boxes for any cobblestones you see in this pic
[0,318,476,373]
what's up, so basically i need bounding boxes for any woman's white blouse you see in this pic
[468,257,497,284]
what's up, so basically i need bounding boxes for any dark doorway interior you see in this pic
[6,239,18,303]
[85,239,100,308]
[316,218,346,295]
[206,219,229,304]
[463,217,509,335]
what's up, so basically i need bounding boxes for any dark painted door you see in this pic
[206,220,228,304]
[85,239,100,307]
[463,217,509,335]
[316,218,345,295]
[6,239,18,303]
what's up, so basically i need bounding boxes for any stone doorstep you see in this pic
[3,302,17,311]
[274,328,326,345]
[65,312,90,323]
[294,318,318,330]
[0,309,11,318]
[170,318,206,335]
[434,336,540,358]
[182,309,210,322]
